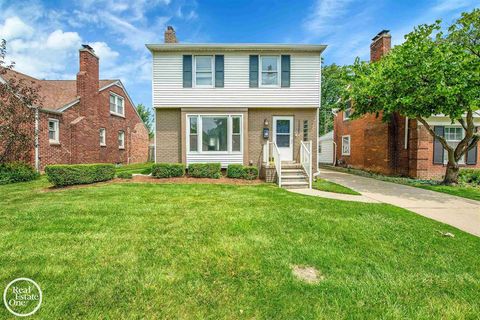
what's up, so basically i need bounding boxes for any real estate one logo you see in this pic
[3,278,42,317]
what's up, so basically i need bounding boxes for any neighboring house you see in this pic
[0,45,149,170]
[318,131,334,164]
[147,27,325,188]
[334,30,479,180]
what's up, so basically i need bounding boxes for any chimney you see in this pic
[370,30,391,62]
[164,26,178,44]
[76,44,99,115]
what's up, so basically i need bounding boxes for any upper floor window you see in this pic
[118,131,125,149]
[195,56,214,87]
[344,100,353,120]
[48,119,59,144]
[110,93,124,116]
[260,56,279,87]
[99,128,106,146]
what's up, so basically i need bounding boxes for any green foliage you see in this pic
[320,63,348,135]
[117,172,133,179]
[188,163,222,179]
[151,163,185,178]
[227,164,259,180]
[459,169,480,185]
[45,164,115,187]
[136,104,154,139]
[0,161,38,184]
[116,162,152,175]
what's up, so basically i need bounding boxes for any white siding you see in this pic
[318,132,334,164]
[187,153,243,168]
[152,52,320,108]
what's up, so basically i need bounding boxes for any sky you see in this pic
[0,0,478,109]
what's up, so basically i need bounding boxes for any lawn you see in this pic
[1,178,479,319]
[313,178,360,195]
[115,162,152,175]
[322,165,480,201]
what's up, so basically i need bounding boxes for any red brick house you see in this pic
[0,45,149,170]
[333,30,479,180]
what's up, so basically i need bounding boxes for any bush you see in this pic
[0,162,39,184]
[117,172,133,179]
[45,164,115,187]
[151,163,185,178]
[226,164,259,180]
[459,169,480,185]
[188,163,222,179]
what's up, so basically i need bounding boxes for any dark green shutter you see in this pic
[433,126,444,164]
[183,55,192,88]
[466,127,478,165]
[249,55,258,88]
[215,55,224,88]
[281,55,290,87]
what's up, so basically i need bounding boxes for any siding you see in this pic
[318,140,334,164]
[152,52,320,107]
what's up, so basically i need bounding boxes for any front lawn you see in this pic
[1,179,479,318]
[115,162,152,175]
[313,178,360,195]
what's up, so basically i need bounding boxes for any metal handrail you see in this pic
[300,140,312,189]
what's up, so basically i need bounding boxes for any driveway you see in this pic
[319,168,480,237]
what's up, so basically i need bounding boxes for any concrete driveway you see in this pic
[320,168,480,237]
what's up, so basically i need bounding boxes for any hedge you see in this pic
[45,163,115,187]
[226,164,258,180]
[151,163,185,178]
[0,162,39,185]
[459,169,480,185]
[188,163,222,179]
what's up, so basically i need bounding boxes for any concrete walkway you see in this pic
[293,168,480,237]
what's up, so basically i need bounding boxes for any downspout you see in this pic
[332,140,337,166]
[34,108,40,172]
[316,51,322,174]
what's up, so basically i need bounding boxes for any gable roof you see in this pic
[1,69,116,112]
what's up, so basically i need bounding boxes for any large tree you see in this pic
[320,63,347,136]
[342,9,479,184]
[136,103,154,139]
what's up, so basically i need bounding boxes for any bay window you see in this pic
[187,115,242,153]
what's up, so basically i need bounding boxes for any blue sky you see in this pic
[0,0,477,109]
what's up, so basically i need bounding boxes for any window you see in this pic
[187,115,242,153]
[344,100,353,120]
[303,120,309,142]
[110,93,124,116]
[260,56,279,86]
[118,131,125,149]
[195,56,213,87]
[444,127,464,164]
[99,128,106,146]
[342,135,351,155]
[48,119,59,144]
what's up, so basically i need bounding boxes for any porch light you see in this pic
[264,119,269,127]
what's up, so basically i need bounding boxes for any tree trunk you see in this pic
[443,161,460,185]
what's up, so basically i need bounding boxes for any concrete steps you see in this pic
[280,163,309,189]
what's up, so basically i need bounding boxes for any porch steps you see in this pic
[280,163,309,189]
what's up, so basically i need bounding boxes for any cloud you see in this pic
[303,0,355,36]
[0,16,35,41]
[46,30,82,50]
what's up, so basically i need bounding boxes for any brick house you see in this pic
[0,45,149,170]
[148,27,325,188]
[333,30,479,180]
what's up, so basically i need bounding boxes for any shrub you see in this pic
[243,166,259,180]
[459,169,480,185]
[117,172,133,179]
[151,163,185,178]
[227,164,244,179]
[45,163,115,187]
[188,163,222,179]
[0,162,39,184]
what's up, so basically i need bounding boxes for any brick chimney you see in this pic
[370,30,391,62]
[164,26,178,43]
[76,44,99,115]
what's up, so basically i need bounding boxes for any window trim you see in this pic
[48,118,60,144]
[193,55,215,88]
[110,92,125,117]
[118,130,125,149]
[99,128,106,147]
[186,114,243,154]
[341,135,351,156]
[259,55,280,88]
[344,100,353,121]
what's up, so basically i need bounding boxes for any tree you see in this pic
[136,103,154,139]
[320,63,347,136]
[341,9,479,184]
[0,39,41,164]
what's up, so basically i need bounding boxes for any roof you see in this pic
[146,43,327,53]
[1,69,116,111]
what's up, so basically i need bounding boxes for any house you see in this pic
[147,27,325,188]
[318,131,334,165]
[334,30,479,180]
[0,45,149,170]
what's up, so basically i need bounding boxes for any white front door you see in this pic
[273,116,294,161]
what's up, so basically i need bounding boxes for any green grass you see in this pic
[323,165,480,201]
[1,178,479,319]
[115,162,152,175]
[313,178,361,195]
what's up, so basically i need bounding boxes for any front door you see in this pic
[273,116,294,161]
